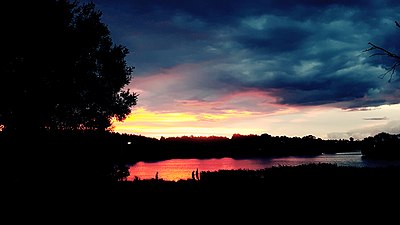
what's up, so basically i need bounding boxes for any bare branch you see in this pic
[378,62,400,82]
[366,42,400,60]
[365,20,400,82]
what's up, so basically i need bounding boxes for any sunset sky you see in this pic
[90,0,400,140]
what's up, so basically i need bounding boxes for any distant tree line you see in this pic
[361,132,400,159]
[118,133,362,162]
[117,132,400,162]
[1,130,398,182]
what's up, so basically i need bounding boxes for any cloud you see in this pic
[132,63,285,114]
[327,120,400,140]
[93,0,400,111]
[363,117,389,120]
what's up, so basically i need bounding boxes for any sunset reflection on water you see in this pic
[127,152,400,181]
[128,157,268,181]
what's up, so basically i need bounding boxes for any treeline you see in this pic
[361,132,400,159]
[1,130,399,183]
[119,133,361,162]
[118,132,400,162]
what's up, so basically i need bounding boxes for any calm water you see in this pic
[127,151,400,181]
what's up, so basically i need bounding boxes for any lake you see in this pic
[127,151,400,181]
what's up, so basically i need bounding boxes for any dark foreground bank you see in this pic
[111,163,400,196]
[7,163,400,197]
[5,163,400,218]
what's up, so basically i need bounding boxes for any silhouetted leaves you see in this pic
[0,0,137,185]
[0,0,137,134]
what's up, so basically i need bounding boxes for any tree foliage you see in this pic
[0,0,137,134]
[364,21,400,82]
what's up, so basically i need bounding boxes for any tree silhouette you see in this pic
[364,20,400,82]
[0,0,137,134]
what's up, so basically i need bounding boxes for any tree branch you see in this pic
[366,42,400,60]
[365,21,400,82]
[365,42,400,83]
[377,62,400,82]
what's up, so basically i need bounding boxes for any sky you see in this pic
[89,0,400,140]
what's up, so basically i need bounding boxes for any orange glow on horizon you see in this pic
[112,103,400,140]
[121,108,198,123]
[112,107,266,138]
[114,107,261,124]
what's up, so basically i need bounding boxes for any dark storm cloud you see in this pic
[237,26,312,53]
[91,0,400,109]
